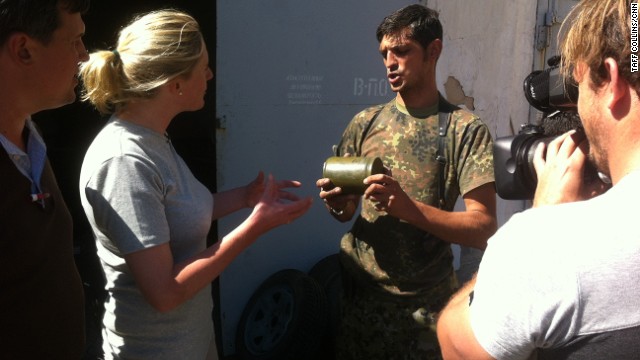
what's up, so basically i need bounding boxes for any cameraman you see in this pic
[436,0,640,359]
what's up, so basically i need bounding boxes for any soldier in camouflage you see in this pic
[316,4,497,360]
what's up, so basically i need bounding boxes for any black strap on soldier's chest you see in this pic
[435,111,449,209]
[435,96,457,209]
[358,109,381,154]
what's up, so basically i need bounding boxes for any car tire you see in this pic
[308,254,342,360]
[236,269,329,360]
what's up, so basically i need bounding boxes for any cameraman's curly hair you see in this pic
[560,0,640,96]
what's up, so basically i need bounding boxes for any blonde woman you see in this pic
[79,10,312,359]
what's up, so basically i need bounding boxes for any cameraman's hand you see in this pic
[532,130,605,207]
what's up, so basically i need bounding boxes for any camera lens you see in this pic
[493,127,547,200]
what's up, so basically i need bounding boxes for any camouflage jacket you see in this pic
[337,96,495,297]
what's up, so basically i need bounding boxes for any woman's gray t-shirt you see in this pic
[80,118,214,359]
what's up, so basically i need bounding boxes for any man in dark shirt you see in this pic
[0,1,90,358]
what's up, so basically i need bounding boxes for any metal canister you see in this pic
[322,156,385,194]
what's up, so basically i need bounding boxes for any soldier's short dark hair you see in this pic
[0,0,90,45]
[376,4,443,49]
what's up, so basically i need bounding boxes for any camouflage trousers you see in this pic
[336,275,457,360]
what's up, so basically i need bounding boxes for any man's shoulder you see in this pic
[450,106,483,124]
[352,102,389,122]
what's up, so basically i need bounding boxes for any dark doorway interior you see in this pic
[32,2,217,359]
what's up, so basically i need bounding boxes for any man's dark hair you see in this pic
[0,0,90,46]
[376,4,442,49]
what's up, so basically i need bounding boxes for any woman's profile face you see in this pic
[179,44,213,112]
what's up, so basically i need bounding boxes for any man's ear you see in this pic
[7,33,33,64]
[18,48,30,61]
[428,39,442,61]
[603,57,628,112]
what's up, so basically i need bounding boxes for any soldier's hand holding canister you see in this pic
[317,156,384,221]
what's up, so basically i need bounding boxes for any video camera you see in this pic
[493,56,580,200]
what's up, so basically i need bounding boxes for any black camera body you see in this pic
[493,56,579,200]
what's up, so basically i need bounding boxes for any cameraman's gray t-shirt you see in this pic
[80,118,214,359]
[470,171,640,360]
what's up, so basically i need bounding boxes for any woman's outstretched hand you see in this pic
[249,174,312,233]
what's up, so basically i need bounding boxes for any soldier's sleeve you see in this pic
[456,115,495,195]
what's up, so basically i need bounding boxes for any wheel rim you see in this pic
[243,284,295,355]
